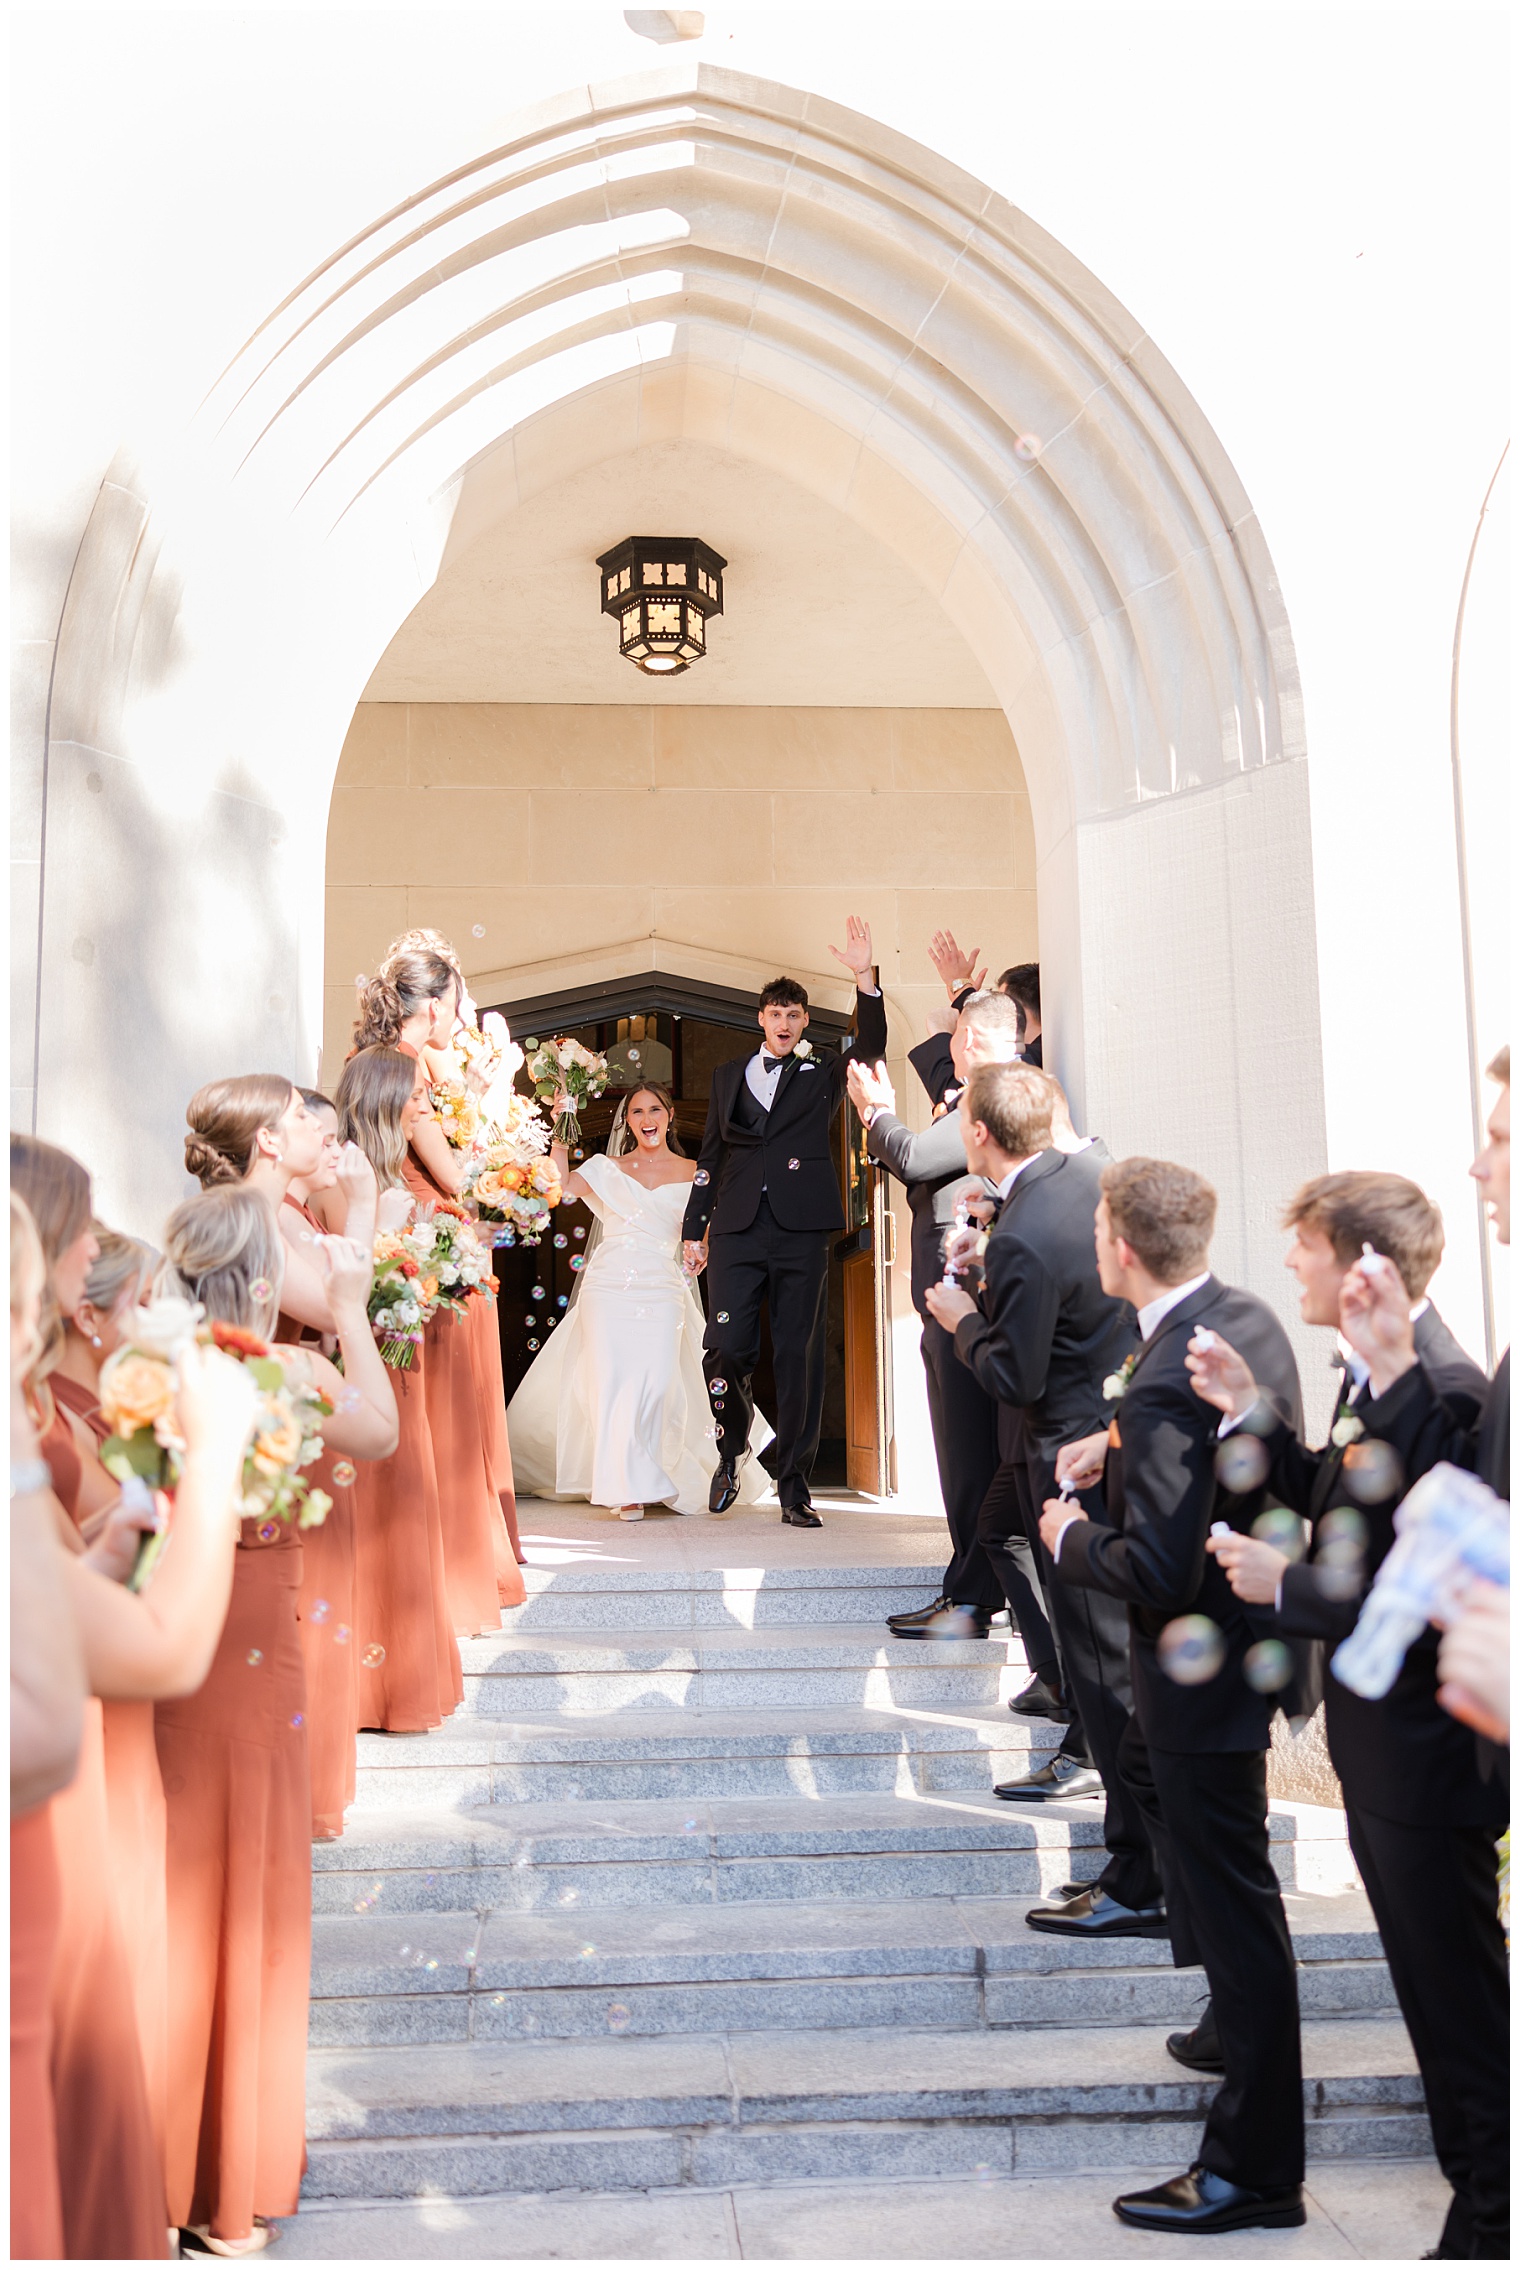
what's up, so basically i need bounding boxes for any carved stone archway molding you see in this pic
[38,61,1324,1283]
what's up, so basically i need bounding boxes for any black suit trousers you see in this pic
[1116,1720,1304,2193]
[920,1319,1004,1611]
[1019,1452,1162,1910]
[704,1197,830,1509]
[1345,1805,1508,2259]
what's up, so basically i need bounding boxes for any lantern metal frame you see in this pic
[595,536,727,677]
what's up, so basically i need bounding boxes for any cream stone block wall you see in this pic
[322,703,1036,1083]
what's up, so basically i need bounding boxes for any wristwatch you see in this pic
[11,1458,53,1498]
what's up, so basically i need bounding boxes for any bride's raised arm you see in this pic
[550,1095,595,1204]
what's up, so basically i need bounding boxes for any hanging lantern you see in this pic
[595,537,726,677]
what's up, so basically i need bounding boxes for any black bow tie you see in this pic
[759,1053,787,1073]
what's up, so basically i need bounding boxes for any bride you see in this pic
[506,1083,771,1519]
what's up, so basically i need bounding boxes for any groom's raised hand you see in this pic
[828,913,876,986]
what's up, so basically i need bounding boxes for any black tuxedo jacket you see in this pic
[1056,1275,1305,1754]
[908,1032,958,1112]
[864,1107,985,1314]
[953,1149,1136,1453]
[1352,1344,1510,1501]
[682,989,889,1240]
[1269,1307,1498,1824]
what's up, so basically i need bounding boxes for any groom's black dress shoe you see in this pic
[1112,2165,1305,2234]
[708,1458,745,1513]
[781,1504,822,1528]
[1166,1999,1225,2074]
[900,1604,993,1639]
[887,1595,949,1632]
[993,1754,1103,1801]
[1006,1673,1072,1720]
[1026,1885,1170,1939]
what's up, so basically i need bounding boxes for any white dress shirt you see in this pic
[745,1050,790,1112]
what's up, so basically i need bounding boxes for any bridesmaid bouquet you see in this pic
[430,1080,482,1153]
[369,1229,443,1368]
[412,1200,497,1313]
[465,1146,562,1248]
[98,1303,332,1584]
[523,1035,608,1147]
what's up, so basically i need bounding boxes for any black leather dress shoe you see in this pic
[708,1459,744,1513]
[781,1504,822,1528]
[1166,1999,1224,2074]
[993,1754,1104,1802]
[917,1604,993,1638]
[887,1594,950,1632]
[1006,1673,1072,1720]
[1113,2165,1305,2234]
[1026,1885,1170,1938]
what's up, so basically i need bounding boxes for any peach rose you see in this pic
[250,1398,303,1478]
[100,1350,177,1438]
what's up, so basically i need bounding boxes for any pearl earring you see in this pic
[91,1334,102,1349]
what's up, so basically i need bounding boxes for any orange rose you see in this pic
[250,1399,302,1478]
[420,1275,439,1303]
[100,1349,177,1438]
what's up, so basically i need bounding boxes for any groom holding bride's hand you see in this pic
[683,917,888,1527]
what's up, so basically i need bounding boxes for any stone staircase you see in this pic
[300,1513,1430,2218]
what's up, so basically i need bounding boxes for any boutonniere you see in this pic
[794,1039,815,1061]
[1103,1352,1139,1401]
[1329,1407,1365,1448]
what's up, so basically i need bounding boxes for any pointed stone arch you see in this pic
[38,60,1323,1279]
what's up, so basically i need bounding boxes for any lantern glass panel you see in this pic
[647,600,682,638]
[666,560,688,585]
[643,559,664,585]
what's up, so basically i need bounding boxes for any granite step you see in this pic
[452,1623,1022,1715]
[502,1561,954,1632]
[313,1792,1356,1914]
[352,1701,1066,1808]
[300,2016,1428,2199]
[308,1888,1397,2047]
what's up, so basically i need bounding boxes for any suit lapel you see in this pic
[767,1050,808,1121]
[1127,1276,1222,1386]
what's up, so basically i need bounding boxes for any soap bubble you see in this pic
[246,1649,264,1668]
[334,1624,351,1645]
[290,1712,305,1730]
[362,1642,387,1668]
[710,1378,728,1395]
[569,1257,586,1273]
[336,1387,363,1413]
[527,1339,540,1351]
[557,1888,579,1907]
[472,924,485,938]
[331,1459,356,1488]
[683,1817,699,1832]
[1214,1435,1270,1493]
[310,1599,330,1623]
[525,1314,537,1326]
[1341,1440,1404,1506]
[354,974,366,987]
[258,1520,280,1543]
[531,1285,546,1300]
[694,1170,710,1187]
[1243,1640,1294,1693]
[716,1311,729,1322]
[1158,1615,1226,1685]
[573,1149,584,1161]
[554,1234,568,1249]
[787,1158,800,1171]
[607,2003,632,2033]
[579,1942,596,1959]
[250,1278,272,1302]
[1314,1507,1367,1600]
[1252,1507,1307,1560]
[573,1227,586,1239]
[1015,433,1042,461]
[557,1295,568,1309]
[628,1049,640,1063]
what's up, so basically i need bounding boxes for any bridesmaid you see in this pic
[155,1185,397,2255]
[185,1073,345,1339]
[53,1229,173,2164]
[333,1044,463,1729]
[356,960,519,1633]
[383,931,528,1582]
[279,1089,375,1840]
[10,1137,257,2263]
[373,949,527,1620]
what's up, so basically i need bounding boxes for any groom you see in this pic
[683,917,888,1527]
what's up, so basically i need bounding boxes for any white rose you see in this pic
[125,1294,203,1359]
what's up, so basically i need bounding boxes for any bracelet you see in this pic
[10,1458,53,1498]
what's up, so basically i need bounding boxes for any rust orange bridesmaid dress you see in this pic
[38,1400,170,2259]
[464,1276,528,1596]
[403,1149,517,1633]
[351,1352,462,1732]
[278,1201,362,1840]
[154,1521,310,2242]
[11,1800,63,2260]
[51,1373,171,2162]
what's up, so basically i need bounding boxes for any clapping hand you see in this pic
[846,1059,895,1122]
[928,928,986,1001]
[828,915,876,984]
[1184,1329,1257,1421]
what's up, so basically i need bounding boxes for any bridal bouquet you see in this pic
[98,1299,333,1584]
[369,1227,444,1367]
[523,1035,608,1147]
[411,1200,497,1313]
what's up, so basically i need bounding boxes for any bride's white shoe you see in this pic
[617,1504,645,1521]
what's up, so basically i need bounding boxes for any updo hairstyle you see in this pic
[159,1186,285,1335]
[351,950,458,1052]
[184,1074,296,1188]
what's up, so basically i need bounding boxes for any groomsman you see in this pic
[846,995,1051,1659]
[683,919,887,1528]
[911,933,1041,1107]
[1042,1158,1308,2237]
[1202,1079,1510,2261]
[923,1067,1159,1920]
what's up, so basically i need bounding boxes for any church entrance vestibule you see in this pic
[484,971,892,1495]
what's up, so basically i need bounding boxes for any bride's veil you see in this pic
[563,1096,630,1312]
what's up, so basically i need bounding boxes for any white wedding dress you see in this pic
[506,1153,772,1514]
